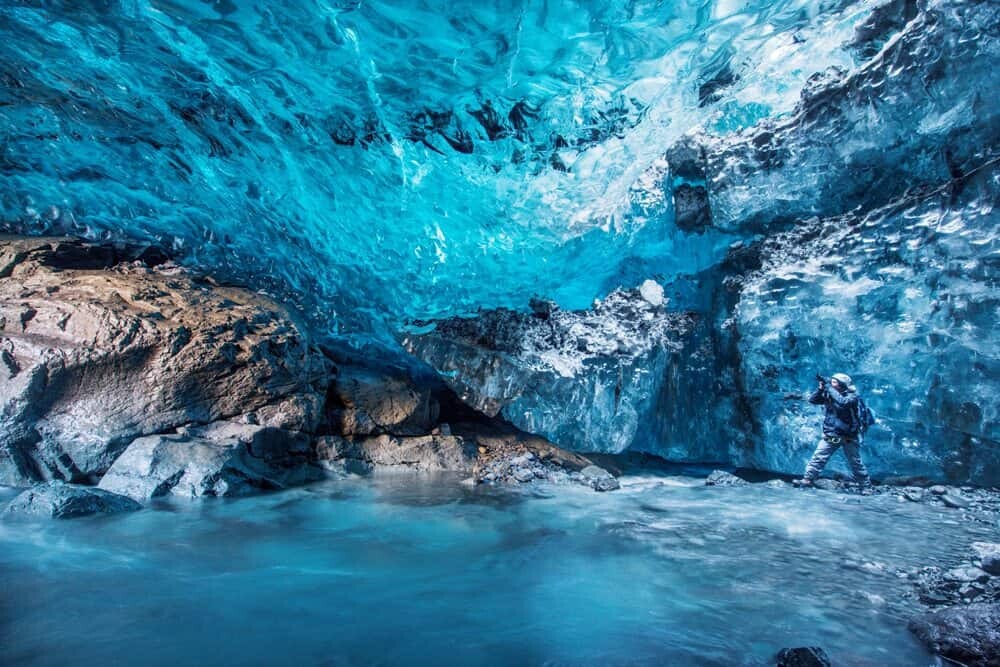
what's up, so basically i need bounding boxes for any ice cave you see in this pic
[1,0,998,664]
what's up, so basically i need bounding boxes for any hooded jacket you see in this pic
[809,384,859,438]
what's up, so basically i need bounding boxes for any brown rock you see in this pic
[0,236,331,485]
[326,365,439,436]
[314,433,476,472]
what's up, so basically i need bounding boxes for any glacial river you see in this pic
[1,471,993,665]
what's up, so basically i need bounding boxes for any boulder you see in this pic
[775,646,831,667]
[944,567,991,584]
[941,494,970,509]
[581,465,620,492]
[3,480,141,519]
[314,417,618,491]
[972,543,1000,576]
[909,603,1000,667]
[705,470,748,487]
[314,433,477,473]
[326,365,439,436]
[0,236,331,486]
[98,423,322,501]
[774,647,831,667]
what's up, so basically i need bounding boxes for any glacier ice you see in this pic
[1,0,997,482]
[0,0,915,329]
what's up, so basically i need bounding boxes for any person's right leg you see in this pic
[803,438,840,481]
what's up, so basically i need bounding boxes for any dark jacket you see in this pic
[809,385,859,438]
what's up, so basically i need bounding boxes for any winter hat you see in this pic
[831,372,854,390]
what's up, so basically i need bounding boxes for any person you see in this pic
[794,372,872,489]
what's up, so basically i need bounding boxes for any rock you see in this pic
[512,467,535,483]
[972,543,1000,576]
[942,494,970,508]
[813,479,841,491]
[902,487,926,502]
[580,465,620,492]
[439,420,616,491]
[930,485,949,495]
[774,646,831,667]
[960,584,986,602]
[919,590,953,607]
[944,567,990,584]
[705,470,748,486]
[326,365,439,437]
[0,236,331,486]
[314,433,477,473]
[98,423,322,501]
[3,480,141,519]
[909,603,1000,667]
[881,475,934,487]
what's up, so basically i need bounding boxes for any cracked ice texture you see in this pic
[1,0,902,331]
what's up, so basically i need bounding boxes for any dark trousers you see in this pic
[804,436,871,485]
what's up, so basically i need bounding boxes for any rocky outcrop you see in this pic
[457,420,619,490]
[774,647,831,667]
[98,422,323,501]
[314,433,476,473]
[313,418,619,491]
[705,470,749,487]
[909,603,1000,667]
[3,480,141,519]
[325,364,439,437]
[0,236,331,486]
[973,543,1000,577]
[0,236,619,498]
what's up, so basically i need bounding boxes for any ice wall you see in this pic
[2,0,887,331]
[736,170,999,484]
[1,0,997,482]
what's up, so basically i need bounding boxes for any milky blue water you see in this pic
[2,473,993,666]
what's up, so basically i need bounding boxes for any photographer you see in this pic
[794,372,873,490]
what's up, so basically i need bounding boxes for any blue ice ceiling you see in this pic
[2,0,900,331]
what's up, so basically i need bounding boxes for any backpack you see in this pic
[855,396,876,435]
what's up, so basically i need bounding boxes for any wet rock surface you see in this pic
[908,604,1000,667]
[314,433,477,473]
[0,236,330,486]
[901,539,1000,666]
[325,364,440,437]
[3,480,141,519]
[698,468,1000,664]
[98,422,323,501]
[705,470,749,486]
[774,646,831,667]
[0,236,625,502]
[973,543,1000,577]
[315,419,619,492]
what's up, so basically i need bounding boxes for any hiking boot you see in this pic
[793,478,814,488]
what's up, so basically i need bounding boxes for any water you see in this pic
[1,473,993,666]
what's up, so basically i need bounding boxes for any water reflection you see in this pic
[2,472,991,665]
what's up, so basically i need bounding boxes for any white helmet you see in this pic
[831,372,854,390]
